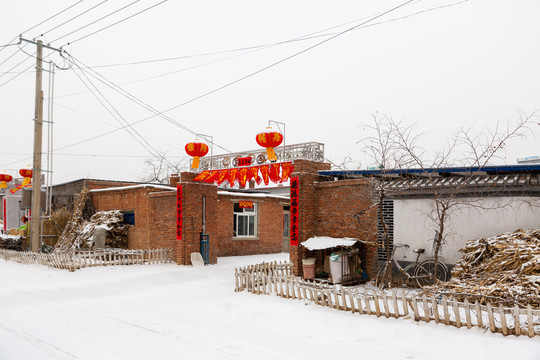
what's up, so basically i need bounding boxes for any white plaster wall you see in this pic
[393,197,540,264]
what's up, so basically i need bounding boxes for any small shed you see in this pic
[301,236,368,285]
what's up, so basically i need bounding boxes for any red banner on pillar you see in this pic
[176,185,182,241]
[290,176,299,247]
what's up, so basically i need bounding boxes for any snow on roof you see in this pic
[90,184,175,193]
[301,236,362,250]
[217,190,289,200]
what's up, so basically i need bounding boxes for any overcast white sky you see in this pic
[1,0,539,184]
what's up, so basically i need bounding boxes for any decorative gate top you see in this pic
[198,142,325,171]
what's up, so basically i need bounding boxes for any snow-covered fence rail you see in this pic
[0,248,172,271]
[234,262,540,337]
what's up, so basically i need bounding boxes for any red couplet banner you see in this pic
[176,185,182,241]
[290,177,299,247]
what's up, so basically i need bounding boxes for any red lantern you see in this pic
[0,174,12,189]
[185,141,209,169]
[10,169,32,194]
[256,127,283,162]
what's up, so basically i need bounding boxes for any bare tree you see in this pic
[139,152,189,184]
[359,114,411,287]
[390,110,536,282]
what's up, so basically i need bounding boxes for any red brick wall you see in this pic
[289,160,378,278]
[217,194,286,257]
[90,187,162,249]
[148,191,177,258]
[177,180,219,265]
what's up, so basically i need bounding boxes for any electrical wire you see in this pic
[0,0,84,57]
[83,0,468,69]
[0,0,467,169]
[45,0,441,160]
[53,101,186,151]
[55,0,469,100]
[63,0,168,45]
[41,0,109,39]
[50,0,143,43]
[64,53,176,167]
[64,53,233,153]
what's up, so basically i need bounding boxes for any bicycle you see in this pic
[374,243,449,289]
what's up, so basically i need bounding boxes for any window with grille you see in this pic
[377,199,394,261]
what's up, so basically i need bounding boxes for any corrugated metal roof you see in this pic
[319,164,540,178]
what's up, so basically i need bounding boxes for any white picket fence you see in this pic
[0,248,172,271]
[234,262,540,337]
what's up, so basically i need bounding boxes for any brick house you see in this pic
[88,174,291,265]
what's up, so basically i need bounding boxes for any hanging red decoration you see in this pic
[259,165,270,185]
[204,170,219,183]
[193,170,211,182]
[249,166,262,185]
[238,168,250,188]
[0,174,13,189]
[255,127,283,162]
[228,168,239,186]
[185,141,209,169]
[269,163,281,183]
[281,162,293,182]
[217,169,229,185]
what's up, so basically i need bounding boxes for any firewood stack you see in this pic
[425,229,540,307]
[87,210,129,249]
[54,187,129,252]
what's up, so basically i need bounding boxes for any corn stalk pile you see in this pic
[425,229,540,307]
[54,188,129,252]
[54,187,89,252]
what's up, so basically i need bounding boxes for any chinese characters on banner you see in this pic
[176,185,182,241]
[290,177,299,247]
[239,201,254,209]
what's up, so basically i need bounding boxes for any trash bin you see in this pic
[329,252,349,284]
[302,258,316,280]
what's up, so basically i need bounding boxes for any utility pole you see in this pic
[31,40,44,253]
[20,38,61,252]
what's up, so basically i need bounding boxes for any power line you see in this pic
[41,0,109,39]
[64,53,233,153]
[64,52,175,168]
[45,0,439,160]
[81,0,467,70]
[53,100,185,151]
[63,0,168,45]
[0,0,84,57]
[55,0,468,99]
[50,0,143,43]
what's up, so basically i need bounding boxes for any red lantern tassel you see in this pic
[191,156,201,169]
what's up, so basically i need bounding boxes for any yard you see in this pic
[0,253,539,360]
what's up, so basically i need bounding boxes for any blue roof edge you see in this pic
[319,164,540,177]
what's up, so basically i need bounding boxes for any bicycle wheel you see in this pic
[413,260,448,288]
[374,263,392,289]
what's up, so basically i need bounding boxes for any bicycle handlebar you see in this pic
[393,244,410,248]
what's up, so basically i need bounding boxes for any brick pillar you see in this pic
[169,174,180,187]
[288,160,331,276]
[175,172,218,265]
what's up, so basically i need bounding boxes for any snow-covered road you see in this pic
[1,253,538,360]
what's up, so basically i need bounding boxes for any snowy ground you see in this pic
[1,253,539,360]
